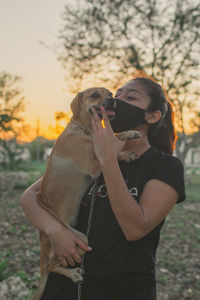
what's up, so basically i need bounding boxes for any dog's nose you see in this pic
[103,97,116,110]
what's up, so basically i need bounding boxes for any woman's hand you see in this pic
[91,106,125,165]
[48,224,92,267]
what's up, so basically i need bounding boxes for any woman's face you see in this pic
[115,80,151,110]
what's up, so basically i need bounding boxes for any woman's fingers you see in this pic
[59,253,82,267]
[91,107,102,131]
[76,238,92,252]
[100,106,113,132]
[91,118,97,132]
[65,255,76,267]
[91,106,113,134]
[66,238,92,266]
[72,252,82,264]
[58,255,68,267]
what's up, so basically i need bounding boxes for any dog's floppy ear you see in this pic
[70,92,83,120]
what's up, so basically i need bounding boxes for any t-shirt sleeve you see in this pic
[147,156,185,204]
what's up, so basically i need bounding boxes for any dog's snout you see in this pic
[103,97,116,110]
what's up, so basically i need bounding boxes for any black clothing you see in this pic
[41,272,157,299]
[41,146,185,300]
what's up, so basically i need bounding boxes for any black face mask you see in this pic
[110,98,148,133]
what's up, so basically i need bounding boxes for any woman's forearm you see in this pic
[20,182,92,267]
[20,187,62,236]
[101,156,144,240]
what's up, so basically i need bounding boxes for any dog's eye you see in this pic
[90,93,99,99]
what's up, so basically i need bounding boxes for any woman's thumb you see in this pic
[76,238,92,251]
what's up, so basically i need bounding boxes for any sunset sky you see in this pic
[1,1,199,141]
[1,0,72,140]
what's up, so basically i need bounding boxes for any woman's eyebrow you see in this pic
[127,89,142,95]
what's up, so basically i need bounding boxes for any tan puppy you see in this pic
[32,87,140,300]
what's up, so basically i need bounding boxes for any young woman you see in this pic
[21,77,185,300]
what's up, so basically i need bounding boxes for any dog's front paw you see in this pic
[118,151,137,162]
[126,130,141,140]
[115,130,141,141]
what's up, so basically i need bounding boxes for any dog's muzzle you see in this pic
[89,97,116,120]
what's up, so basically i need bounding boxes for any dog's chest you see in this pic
[50,153,81,175]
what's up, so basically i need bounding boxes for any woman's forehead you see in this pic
[118,81,146,96]
[122,80,142,90]
[118,80,151,107]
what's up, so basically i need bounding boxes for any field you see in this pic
[0,162,200,299]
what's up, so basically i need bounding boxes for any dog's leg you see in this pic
[31,233,52,300]
[31,270,49,300]
[87,152,101,178]
[115,130,141,162]
[118,150,138,162]
[115,130,141,141]
[47,264,84,283]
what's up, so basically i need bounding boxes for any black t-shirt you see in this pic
[74,146,185,289]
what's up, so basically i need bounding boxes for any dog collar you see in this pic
[71,120,90,136]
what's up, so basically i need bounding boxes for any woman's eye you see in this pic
[127,96,136,100]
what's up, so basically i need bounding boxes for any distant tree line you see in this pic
[0,72,55,170]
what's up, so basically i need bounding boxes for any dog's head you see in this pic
[70,87,116,133]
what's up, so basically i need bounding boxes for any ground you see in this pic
[0,162,200,299]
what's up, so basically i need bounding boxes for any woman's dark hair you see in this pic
[131,77,177,155]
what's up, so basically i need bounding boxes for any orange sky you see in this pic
[1,0,74,141]
[1,0,199,142]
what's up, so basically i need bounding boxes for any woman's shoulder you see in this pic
[150,146,184,170]
[147,147,185,204]
[119,146,184,177]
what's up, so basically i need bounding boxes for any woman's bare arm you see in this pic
[20,177,58,235]
[101,158,178,241]
[20,177,92,266]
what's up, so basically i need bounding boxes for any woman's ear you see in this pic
[145,110,162,124]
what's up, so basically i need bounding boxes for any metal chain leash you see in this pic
[77,179,99,300]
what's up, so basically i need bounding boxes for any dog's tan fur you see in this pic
[31,87,140,300]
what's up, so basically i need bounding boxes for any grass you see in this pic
[0,160,46,173]
[156,166,200,299]
[185,167,200,202]
[0,164,199,299]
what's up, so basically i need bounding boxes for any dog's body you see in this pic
[32,87,140,300]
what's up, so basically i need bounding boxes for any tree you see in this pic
[175,111,200,162]
[27,137,55,161]
[49,111,72,136]
[57,0,200,162]
[0,72,27,169]
[0,138,25,170]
